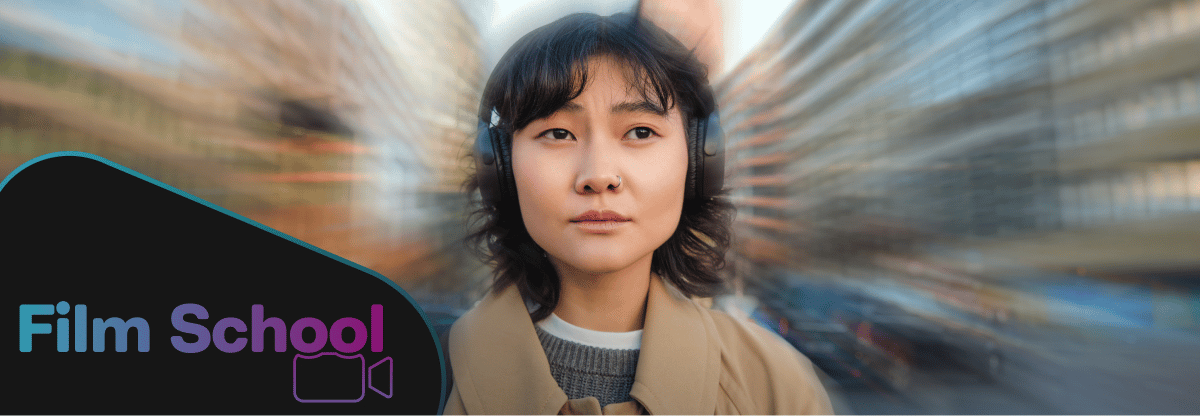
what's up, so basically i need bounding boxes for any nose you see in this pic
[574,137,622,195]
[575,173,621,194]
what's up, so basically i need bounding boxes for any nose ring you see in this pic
[610,175,622,190]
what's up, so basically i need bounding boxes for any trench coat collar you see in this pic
[449,282,567,415]
[449,275,721,415]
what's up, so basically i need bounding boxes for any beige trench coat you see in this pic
[443,275,835,415]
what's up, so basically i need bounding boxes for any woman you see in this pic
[446,12,833,415]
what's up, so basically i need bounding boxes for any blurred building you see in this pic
[718,0,1200,330]
[0,0,484,295]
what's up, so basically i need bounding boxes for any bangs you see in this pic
[482,13,705,133]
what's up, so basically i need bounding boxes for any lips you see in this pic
[570,210,631,222]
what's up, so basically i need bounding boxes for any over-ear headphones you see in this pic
[475,104,724,207]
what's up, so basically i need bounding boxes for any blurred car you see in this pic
[751,293,909,391]
[851,296,1006,383]
[750,280,1009,392]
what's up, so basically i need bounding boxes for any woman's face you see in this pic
[511,56,688,275]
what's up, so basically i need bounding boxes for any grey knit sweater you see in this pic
[535,326,640,407]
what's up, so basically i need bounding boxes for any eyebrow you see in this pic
[558,100,667,116]
[612,100,667,116]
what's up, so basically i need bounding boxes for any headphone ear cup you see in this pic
[495,128,518,206]
[685,116,703,201]
[701,112,725,198]
[475,122,503,205]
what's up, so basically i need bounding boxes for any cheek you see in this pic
[637,141,689,236]
[511,143,565,235]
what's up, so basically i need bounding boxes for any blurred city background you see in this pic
[2,0,1199,413]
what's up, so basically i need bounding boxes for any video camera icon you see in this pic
[293,353,393,403]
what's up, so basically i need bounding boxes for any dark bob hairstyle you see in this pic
[465,12,735,322]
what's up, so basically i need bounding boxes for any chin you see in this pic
[555,245,648,275]
[558,255,632,275]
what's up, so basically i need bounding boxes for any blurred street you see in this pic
[835,322,1200,414]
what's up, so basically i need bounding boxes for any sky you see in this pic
[0,0,180,70]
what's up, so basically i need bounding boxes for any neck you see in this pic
[548,254,652,333]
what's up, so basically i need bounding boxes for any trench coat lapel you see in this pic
[448,284,568,415]
[629,275,721,415]
[450,275,721,415]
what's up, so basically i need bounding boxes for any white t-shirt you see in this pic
[536,313,642,350]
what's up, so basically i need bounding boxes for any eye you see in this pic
[538,129,574,140]
[625,127,657,140]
